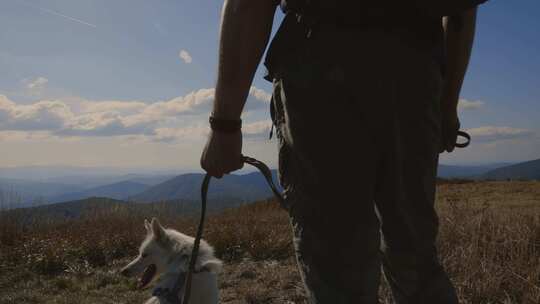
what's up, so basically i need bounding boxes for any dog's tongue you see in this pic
[138,264,156,289]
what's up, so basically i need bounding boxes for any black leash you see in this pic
[179,155,285,304]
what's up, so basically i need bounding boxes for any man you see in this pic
[201,1,487,303]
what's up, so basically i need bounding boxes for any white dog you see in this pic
[120,218,222,304]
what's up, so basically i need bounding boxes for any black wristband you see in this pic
[209,116,242,133]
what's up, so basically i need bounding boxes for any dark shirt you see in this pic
[264,0,488,81]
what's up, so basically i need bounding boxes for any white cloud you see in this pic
[243,120,272,139]
[25,77,49,90]
[179,49,193,64]
[58,111,155,137]
[148,120,273,143]
[458,99,485,111]
[152,126,208,143]
[466,126,534,142]
[249,86,272,103]
[79,100,146,114]
[0,95,15,121]
[148,88,214,115]
[0,95,72,131]
[0,86,273,141]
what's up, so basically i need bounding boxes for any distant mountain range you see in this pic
[3,196,256,223]
[0,170,281,209]
[0,165,183,182]
[47,181,150,203]
[43,174,176,189]
[0,174,175,208]
[437,163,511,179]
[5,197,128,221]
[131,171,281,203]
[1,159,538,210]
[0,178,86,207]
[480,158,540,180]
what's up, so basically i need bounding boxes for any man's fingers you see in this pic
[211,162,225,178]
[201,158,223,178]
[232,158,245,171]
[439,139,446,153]
[222,158,244,174]
[446,135,457,152]
[207,167,224,178]
[226,161,244,174]
[203,160,244,178]
[440,126,459,153]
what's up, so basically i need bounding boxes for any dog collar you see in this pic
[152,287,181,304]
[151,268,211,304]
[194,266,211,273]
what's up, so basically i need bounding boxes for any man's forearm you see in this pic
[212,0,277,120]
[442,8,478,111]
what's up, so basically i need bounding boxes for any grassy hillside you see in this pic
[0,181,539,304]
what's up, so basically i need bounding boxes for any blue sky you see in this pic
[0,0,538,171]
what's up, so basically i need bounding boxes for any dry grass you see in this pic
[0,181,539,303]
[435,182,540,304]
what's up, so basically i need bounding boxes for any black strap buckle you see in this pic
[456,130,471,148]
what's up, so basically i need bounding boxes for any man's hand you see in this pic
[199,0,275,177]
[440,106,460,153]
[200,130,243,178]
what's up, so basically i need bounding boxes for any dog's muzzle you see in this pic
[138,264,157,289]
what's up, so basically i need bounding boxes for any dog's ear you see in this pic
[144,219,151,233]
[151,217,165,241]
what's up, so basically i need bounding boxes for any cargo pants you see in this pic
[269,25,458,304]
